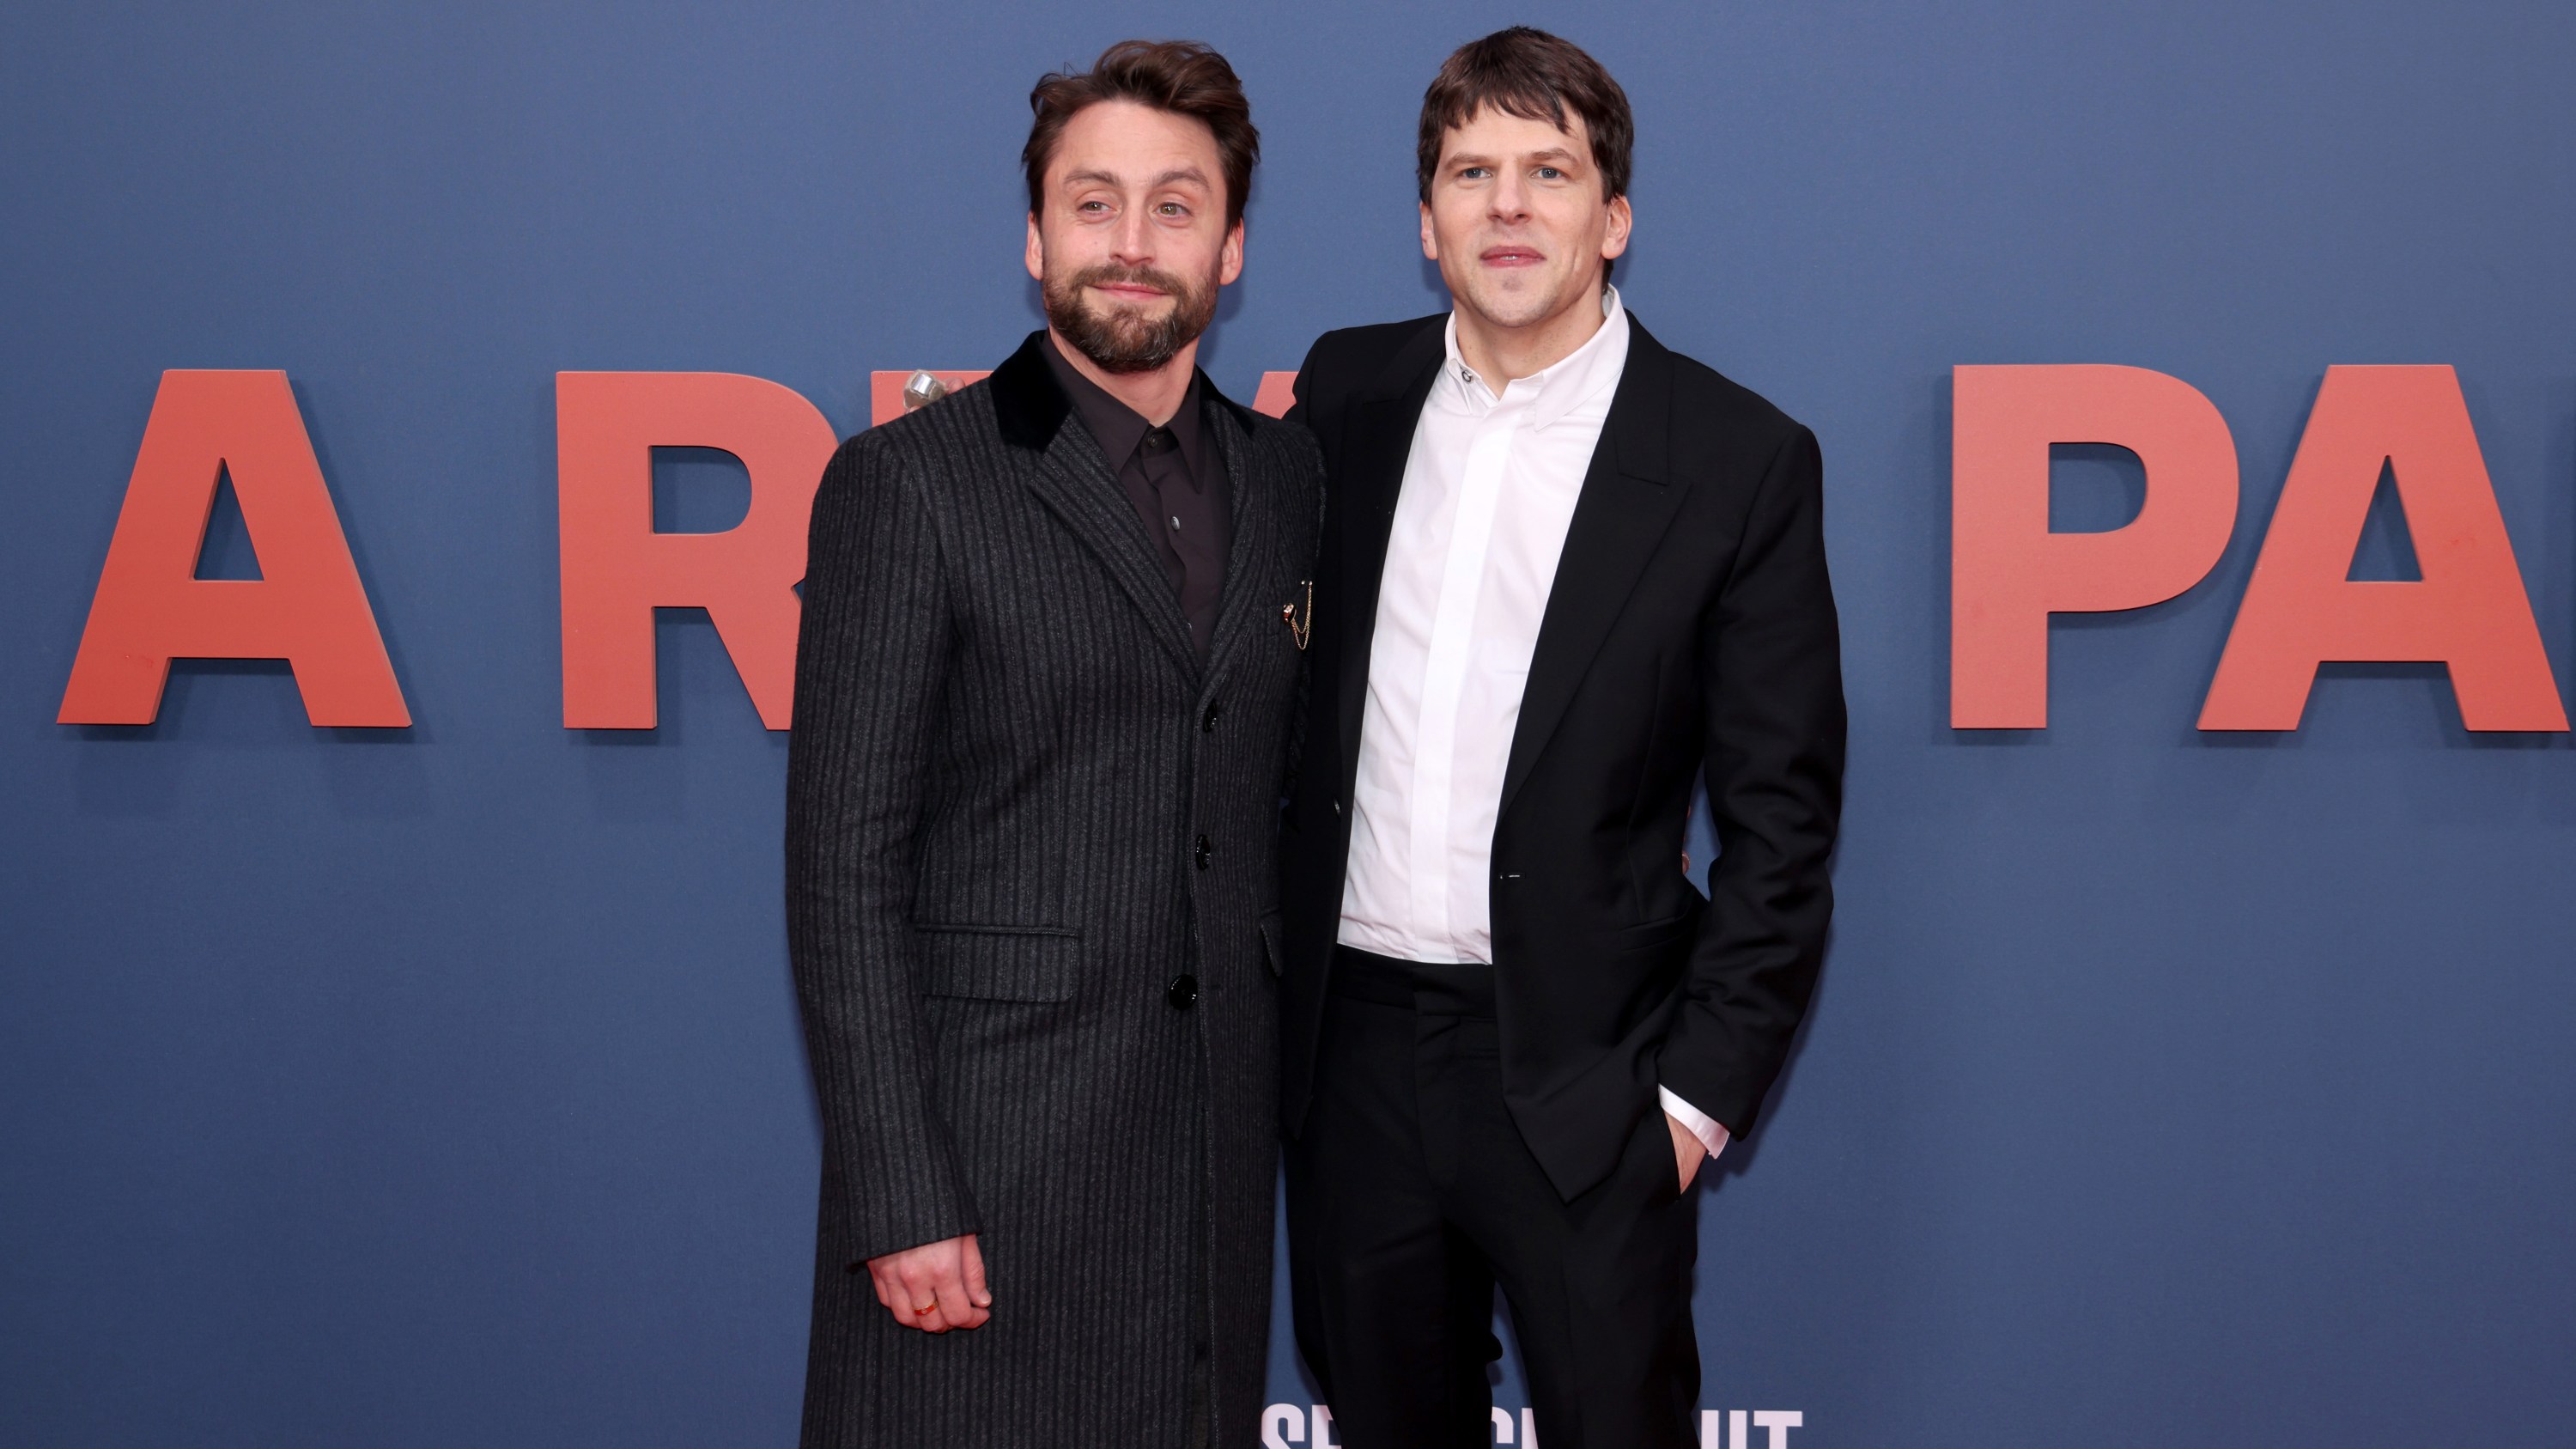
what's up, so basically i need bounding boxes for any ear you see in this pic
[1419,201,1438,262]
[1601,194,1633,262]
[1024,213,1045,283]
[1218,216,1245,286]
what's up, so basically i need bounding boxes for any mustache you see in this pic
[1069,263,1191,299]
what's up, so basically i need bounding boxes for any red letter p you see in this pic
[1952,365,2239,728]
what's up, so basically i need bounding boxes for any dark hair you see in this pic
[1417,27,1633,282]
[1024,40,1260,228]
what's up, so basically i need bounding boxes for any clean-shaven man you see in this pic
[787,40,1321,1449]
[1279,27,1845,1447]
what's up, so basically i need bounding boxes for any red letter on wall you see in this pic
[2199,367,2565,731]
[557,373,838,729]
[58,370,409,727]
[1252,372,1297,419]
[1952,365,2239,728]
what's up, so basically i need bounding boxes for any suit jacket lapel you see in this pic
[1498,319,1687,818]
[1334,324,1447,781]
[991,332,1198,678]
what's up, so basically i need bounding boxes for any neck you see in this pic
[1048,328,1198,426]
[1453,281,1607,388]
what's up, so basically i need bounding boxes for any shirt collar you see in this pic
[1042,332,1206,481]
[1437,284,1631,430]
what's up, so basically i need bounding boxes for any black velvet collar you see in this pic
[989,329,1255,453]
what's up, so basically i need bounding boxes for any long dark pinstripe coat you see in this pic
[786,331,1322,1449]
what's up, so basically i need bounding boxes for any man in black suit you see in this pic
[787,40,1320,1449]
[1279,27,1845,1448]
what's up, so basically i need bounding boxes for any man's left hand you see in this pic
[1666,1111,1705,1191]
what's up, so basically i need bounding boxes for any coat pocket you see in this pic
[1615,904,1703,953]
[913,923,1082,1002]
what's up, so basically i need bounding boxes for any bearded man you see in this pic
[784,40,1321,1449]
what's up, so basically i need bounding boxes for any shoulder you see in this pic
[1227,406,1327,521]
[1297,314,1445,395]
[1637,326,1815,472]
[818,381,1012,501]
[1239,405,1324,467]
[1286,314,1444,453]
[844,381,1005,466]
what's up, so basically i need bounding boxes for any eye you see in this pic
[1156,201,1189,217]
[1077,199,1110,216]
[1535,166,1564,180]
[1458,165,1491,180]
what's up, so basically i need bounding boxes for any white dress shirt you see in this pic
[1336,289,1729,1163]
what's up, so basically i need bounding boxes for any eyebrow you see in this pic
[1445,147,1584,170]
[1062,166,1212,192]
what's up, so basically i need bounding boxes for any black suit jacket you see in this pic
[1279,312,1845,1202]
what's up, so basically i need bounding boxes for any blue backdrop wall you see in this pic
[7,3,2574,1445]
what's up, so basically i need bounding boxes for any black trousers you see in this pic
[1284,947,1702,1449]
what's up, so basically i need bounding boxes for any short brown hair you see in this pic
[1024,40,1260,228]
[1416,27,1634,205]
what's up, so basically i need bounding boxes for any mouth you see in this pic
[1090,283,1170,303]
[1479,246,1546,267]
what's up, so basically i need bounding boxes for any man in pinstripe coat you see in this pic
[784,40,1321,1449]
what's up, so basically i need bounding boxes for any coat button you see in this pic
[1167,974,1199,1009]
[1194,834,1212,870]
[1201,703,1222,733]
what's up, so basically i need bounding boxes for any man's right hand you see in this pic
[865,1233,992,1332]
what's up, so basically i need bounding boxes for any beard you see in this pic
[1042,261,1220,374]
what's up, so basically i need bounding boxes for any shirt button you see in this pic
[1194,834,1212,870]
[1167,974,1199,1009]
[1201,703,1221,733]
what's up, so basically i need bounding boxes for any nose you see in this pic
[1111,204,1156,267]
[1488,171,1531,225]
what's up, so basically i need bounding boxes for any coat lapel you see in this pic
[991,332,1198,679]
[1497,319,1688,818]
[1198,387,1274,695]
[1334,323,1448,779]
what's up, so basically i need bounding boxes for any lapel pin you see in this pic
[1281,580,1313,650]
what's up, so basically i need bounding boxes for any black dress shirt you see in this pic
[1044,336,1231,655]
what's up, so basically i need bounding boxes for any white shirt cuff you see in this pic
[1659,1087,1730,1161]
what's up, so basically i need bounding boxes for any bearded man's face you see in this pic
[1025,99,1243,375]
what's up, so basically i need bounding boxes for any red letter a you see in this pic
[2200,367,2566,731]
[58,370,409,727]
